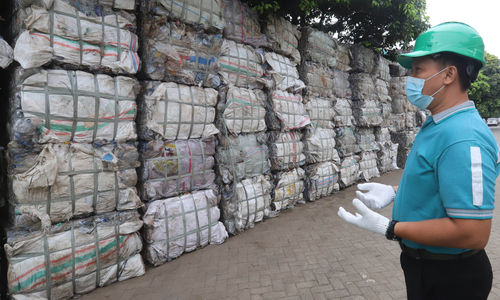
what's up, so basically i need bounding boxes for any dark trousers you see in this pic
[400,250,492,300]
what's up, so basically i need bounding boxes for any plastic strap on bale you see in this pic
[43,234,52,299]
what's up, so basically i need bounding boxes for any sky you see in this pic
[426,0,500,58]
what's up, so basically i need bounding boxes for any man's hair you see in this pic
[430,52,482,91]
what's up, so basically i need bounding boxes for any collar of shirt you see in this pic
[430,100,476,124]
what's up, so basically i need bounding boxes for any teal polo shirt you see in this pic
[393,101,500,254]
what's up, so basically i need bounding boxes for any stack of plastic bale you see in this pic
[6,1,146,298]
[137,0,228,266]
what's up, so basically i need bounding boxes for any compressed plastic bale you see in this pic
[219,39,270,89]
[303,127,340,164]
[406,111,417,128]
[138,138,216,202]
[221,0,267,47]
[299,27,336,68]
[141,0,225,31]
[389,62,408,77]
[333,98,355,127]
[339,155,360,188]
[304,96,334,129]
[266,90,311,131]
[142,189,228,266]
[9,69,139,145]
[272,167,304,211]
[0,36,13,68]
[380,102,393,127]
[390,77,418,113]
[352,99,383,127]
[397,147,411,169]
[16,0,137,11]
[299,61,335,98]
[137,81,219,140]
[268,131,305,171]
[374,78,391,102]
[140,18,222,88]
[265,16,301,64]
[217,86,266,135]
[350,73,375,101]
[333,70,352,99]
[304,161,339,201]
[220,174,272,234]
[357,128,380,152]
[336,43,352,72]
[350,43,376,73]
[265,52,305,92]
[375,127,392,144]
[389,113,406,132]
[334,127,360,158]
[5,211,145,300]
[7,142,142,226]
[416,110,428,127]
[359,151,380,181]
[13,0,140,74]
[373,55,391,81]
[378,142,399,173]
[216,133,270,184]
[391,131,416,149]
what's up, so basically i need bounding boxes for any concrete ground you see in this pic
[80,127,500,300]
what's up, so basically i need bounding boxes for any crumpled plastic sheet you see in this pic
[373,55,391,82]
[139,18,222,88]
[352,99,383,127]
[350,73,375,101]
[350,44,376,74]
[333,98,355,127]
[304,161,339,201]
[13,0,140,74]
[299,61,335,98]
[304,97,334,129]
[219,39,270,89]
[265,16,301,64]
[142,189,228,266]
[389,113,406,132]
[266,90,310,131]
[216,133,270,184]
[333,70,352,98]
[268,131,305,171]
[406,111,417,128]
[391,131,417,149]
[380,102,393,127]
[303,127,340,164]
[0,36,13,68]
[138,138,216,202]
[10,68,139,145]
[357,128,380,152]
[222,0,267,47]
[272,167,304,211]
[7,142,142,226]
[5,210,145,300]
[142,0,225,31]
[299,27,336,68]
[265,52,305,92]
[339,155,360,188]
[138,81,219,140]
[220,174,272,235]
[336,43,352,72]
[334,127,360,158]
[374,78,391,102]
[375,127,391,144]
[358,151,380,181]
[378,142,399,173]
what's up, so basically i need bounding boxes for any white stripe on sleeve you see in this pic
[470,146,483,206]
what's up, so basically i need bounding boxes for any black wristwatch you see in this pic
[385,220,401,241]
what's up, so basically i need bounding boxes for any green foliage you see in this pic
[469,52,500,118]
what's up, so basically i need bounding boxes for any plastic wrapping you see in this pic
[373,55,391,81]
[265,52,305,92]
[142,189,228,266]
[5,210,145,300]
[357,128,380,152]
[374,78,391,102]
[7,142,141,226]
[339,155,359,188]
[142,0,225,31]
[140,19,222,87]
[219,39,269,89]
[299,27,336,68]
[268,131,305,171]
[304,162,339,201]
[333,98,355,127]
[350,73,375,101]
[266,90,310,131]
[352,99,383,127]
[350,44,376,74]
[265,16,301,64]
[333,70,352,98]
[334,127,360,158]
[358,151,380,181]
[138,138,216,201]
[299,61,335,98]
[217,86,266,135]
[220,174,272,235]
[0,36,13,68]
[216,133,270,184]
[13,0,140,74]
[303,127,340,164]
[10,69,139,145]
[377,142,398,173]
[138,81,219,140]
[221,0,267,47]
[272,167,304,211]
[304,97,334,129]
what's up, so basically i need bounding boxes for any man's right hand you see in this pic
[356,182,396,210]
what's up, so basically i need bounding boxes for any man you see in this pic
[338,22,500,300]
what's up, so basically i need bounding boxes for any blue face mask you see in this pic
[405,67,448,110]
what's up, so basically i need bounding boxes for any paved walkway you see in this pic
[80,167,500,300]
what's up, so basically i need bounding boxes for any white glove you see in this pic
[356,182,395,210]
[338,199,390,235]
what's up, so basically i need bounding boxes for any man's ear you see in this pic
[443,65,458,85]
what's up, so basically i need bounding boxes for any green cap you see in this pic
[398,22,485,69]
